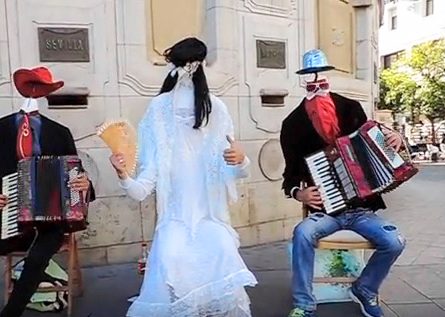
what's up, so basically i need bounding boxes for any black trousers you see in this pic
[0,228,64,317]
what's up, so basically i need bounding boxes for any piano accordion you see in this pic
[1,156,88,240]
[305,121,418,215]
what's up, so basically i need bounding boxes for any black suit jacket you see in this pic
[280,92,386,213]
[0,113,95,200]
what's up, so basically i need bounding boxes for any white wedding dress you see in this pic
[120,73,257,317]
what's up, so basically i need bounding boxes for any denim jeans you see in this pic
[291,209,405,311]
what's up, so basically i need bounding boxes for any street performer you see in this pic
[0,66,95,317]
[281,50,406,317]
[110,38,257,317]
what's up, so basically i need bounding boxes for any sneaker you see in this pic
[288,307,316,317]
[349,284,383,317]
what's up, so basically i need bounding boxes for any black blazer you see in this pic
[280,92,385,213]
[0,113,95,201]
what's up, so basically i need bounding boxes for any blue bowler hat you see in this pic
[296,49,335,75]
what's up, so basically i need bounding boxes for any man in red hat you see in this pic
[0,66,95,316]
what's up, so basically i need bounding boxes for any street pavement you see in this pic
[1,165,444,317]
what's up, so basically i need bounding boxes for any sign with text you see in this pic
[256,40,286,69]
[38,27,90,62]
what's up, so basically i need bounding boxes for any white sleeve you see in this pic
[118,165,156,201]
[214,96,251,180]
[229,156,250,179]
[119,103,157,201]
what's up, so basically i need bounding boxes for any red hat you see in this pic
[13,66,64,98]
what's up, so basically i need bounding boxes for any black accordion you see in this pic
[1,156,89,240]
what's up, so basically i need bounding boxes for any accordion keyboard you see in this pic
[306,151,348,214]
[367,126,404,169]
[1,173,20,240]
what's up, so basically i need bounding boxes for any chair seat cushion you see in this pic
[319,230,370,244]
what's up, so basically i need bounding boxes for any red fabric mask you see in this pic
[305,94,340,145]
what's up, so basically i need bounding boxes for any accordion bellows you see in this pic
[97,120,138,176]
[305,120,418,215]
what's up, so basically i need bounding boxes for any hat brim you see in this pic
[13,69,64,98]
[296,66,335,75]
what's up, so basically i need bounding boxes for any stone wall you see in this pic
[0,0,380,266]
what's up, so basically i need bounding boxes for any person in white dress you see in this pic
[110,38,257,317]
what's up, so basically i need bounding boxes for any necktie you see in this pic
[16,113,34,160]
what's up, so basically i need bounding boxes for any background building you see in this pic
[379,0,445,152]
[0,0,381,265]
[379,0,445,69]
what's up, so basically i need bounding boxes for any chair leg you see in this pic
[4,255,12,305]
[67,235,75,317]
[72,238,83,296]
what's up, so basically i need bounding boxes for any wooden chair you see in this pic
[3,233,83,317]
[302,205,376,285]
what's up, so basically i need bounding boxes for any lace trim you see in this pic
[127,269,257,317]
[138,94,240,232]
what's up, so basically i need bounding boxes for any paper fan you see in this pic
[97,120,138,176]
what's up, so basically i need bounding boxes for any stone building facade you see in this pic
[0,0,381,265]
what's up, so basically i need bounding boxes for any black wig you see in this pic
[160,37,211,129]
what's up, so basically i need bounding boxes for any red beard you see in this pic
[305,94,340,145]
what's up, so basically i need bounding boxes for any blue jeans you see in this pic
[291,209,405,311]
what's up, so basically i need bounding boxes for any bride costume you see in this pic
[121,64,258,317]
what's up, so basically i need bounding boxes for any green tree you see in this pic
[378,39,445,143]
[409,40,445,143]
[379,61,418,115]
[409,40,445,82]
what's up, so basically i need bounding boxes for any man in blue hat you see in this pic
[280,49,405,317]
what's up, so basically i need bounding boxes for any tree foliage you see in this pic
[379,59,417,115]
[378,39,445,142]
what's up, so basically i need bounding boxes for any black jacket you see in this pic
[280,92,386,213]
[0,113,95,201]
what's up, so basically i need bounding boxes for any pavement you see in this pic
[1,165,445,317]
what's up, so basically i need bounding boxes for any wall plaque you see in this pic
[38,27,90,62]
[256,40,286,69]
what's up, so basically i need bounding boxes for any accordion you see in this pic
[1,156,88,240]
[305,121,418,215]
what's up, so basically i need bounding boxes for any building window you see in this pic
[426,0,434,16]
[390,13,398,30]
[383,55,392,69]
[382,51,403,69]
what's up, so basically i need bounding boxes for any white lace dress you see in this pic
[120,75,257,317]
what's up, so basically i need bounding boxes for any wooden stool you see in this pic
[315,229,375,284]
[300,204,376,283]
[3,233,83,317]
[298,204,379,303]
